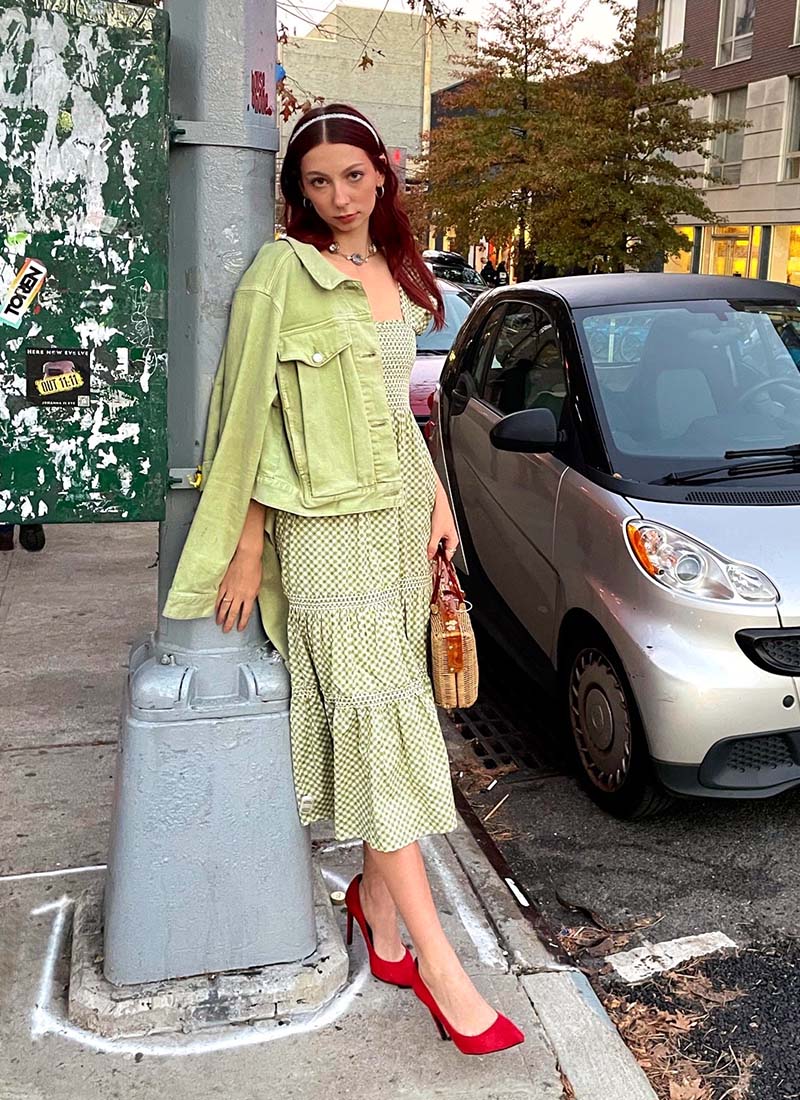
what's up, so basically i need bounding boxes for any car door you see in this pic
[449,298,569,655]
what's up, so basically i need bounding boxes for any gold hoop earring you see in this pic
[376,185,385,199]
[303,196,313,210]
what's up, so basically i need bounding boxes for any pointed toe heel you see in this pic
[344,873,416,988]
[411,959,525,1056]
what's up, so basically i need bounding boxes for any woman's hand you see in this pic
[427,479,459,562]
[216,544,263,633]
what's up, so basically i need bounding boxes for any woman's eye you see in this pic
[349,172,364,180]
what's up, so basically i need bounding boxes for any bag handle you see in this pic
[430,545,465,607]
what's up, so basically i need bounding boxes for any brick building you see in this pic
[278,5,476,191]
[638,0,800,282]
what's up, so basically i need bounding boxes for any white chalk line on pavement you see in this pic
[25,836,507,1055]
[28,868,370,1056]
[2,864,107,883]
[419,836,507,970]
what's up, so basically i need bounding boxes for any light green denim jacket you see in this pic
[162,236,432,659]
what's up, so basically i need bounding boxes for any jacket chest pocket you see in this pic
[276,324,375,500]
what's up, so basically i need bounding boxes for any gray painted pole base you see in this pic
[103,631,317,985]
[70,869,349,1038]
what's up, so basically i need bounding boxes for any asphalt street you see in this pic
[448,627,800,1097]
[450,626,800,953]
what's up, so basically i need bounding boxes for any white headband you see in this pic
[288,112,380,147]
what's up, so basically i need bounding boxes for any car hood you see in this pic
[631,498,800,624]
[410,353,447,416]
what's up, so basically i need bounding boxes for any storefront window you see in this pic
[770,225,800,285]
[664,227,695,273]
[707,224,760,277]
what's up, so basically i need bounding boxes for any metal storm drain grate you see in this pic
[451,696,561,777]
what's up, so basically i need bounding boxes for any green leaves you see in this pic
[425,0,737,273]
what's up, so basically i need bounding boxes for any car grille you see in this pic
[699,729,800,789]
[685,489,800,505]
[726,733,796,773]
[736,629,800,675]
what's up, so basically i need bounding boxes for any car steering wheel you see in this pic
[735,377,800,407]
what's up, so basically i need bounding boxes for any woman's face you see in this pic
[300,142,384,237]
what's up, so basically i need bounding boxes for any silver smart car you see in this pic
[429,273,800,818]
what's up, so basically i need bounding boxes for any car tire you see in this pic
[565,634,673,820]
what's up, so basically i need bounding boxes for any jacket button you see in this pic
[312,351,323,363]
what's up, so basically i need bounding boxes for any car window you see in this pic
[470,304,507,385]
[481,302,568,419]
[416,290,473,354]
[575,299,800,467]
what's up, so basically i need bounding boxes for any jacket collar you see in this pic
[281,236,349,290]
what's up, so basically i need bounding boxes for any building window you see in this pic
[707,225,761,278]
[658,0,686,52]
[664,228,695,273]
[785,80,800,180]
[717,0,755,65]
[795,1,800,45]
[709,87,748,185]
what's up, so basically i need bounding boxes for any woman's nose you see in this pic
[333,183,351,207]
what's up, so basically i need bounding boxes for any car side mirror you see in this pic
[489,408,559,453]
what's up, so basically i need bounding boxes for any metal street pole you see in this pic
[103,0,317,985]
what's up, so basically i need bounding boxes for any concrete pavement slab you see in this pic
[0,848,565,1100]
[1,743,115,874]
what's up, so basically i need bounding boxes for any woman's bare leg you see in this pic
[363,839,498,1036]
[359,841,406,962]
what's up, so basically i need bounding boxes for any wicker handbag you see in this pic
[429,547,479,709]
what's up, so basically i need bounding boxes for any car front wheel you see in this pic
[566,639,672,819]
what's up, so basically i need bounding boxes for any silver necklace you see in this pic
[328,241,378,266]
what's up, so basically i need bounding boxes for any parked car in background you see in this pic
[429,272,800,818]
[423,250,487,289]
[410,279,481,426]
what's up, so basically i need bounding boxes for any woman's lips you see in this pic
[336,213,358,222]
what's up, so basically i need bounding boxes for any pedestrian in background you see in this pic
[163,103,524,1058]
[0,523,45,552]
[495,259,509,285]
[480,258,497,285]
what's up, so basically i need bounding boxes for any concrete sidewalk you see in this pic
[0,523,655,1099]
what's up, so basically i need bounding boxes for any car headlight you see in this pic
[625,521,779,604]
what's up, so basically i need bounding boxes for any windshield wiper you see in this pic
[656,455,800,486]
[725,443,800,459]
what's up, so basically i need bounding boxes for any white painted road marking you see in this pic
[606,931,738,984]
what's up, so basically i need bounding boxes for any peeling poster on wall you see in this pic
[26,348,91,407]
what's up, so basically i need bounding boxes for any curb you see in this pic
[443,797,657,1100]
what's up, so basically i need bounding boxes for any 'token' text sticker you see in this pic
[0,258,47,329]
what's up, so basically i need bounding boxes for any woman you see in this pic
[163,104,523,1056]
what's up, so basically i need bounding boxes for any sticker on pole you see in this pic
[26,348,92,407]
[0,258,47,329]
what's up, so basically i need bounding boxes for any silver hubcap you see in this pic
[569,648,632,792]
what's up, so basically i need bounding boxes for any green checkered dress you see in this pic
[273,285,458,852]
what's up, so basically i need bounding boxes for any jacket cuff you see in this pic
[161,591,216,620]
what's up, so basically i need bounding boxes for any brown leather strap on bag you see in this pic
[431,547,465,673]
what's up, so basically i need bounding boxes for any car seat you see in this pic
[626,316,719,441]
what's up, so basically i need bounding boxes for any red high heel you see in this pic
[411,959,525,1055]
[344,874,416,988]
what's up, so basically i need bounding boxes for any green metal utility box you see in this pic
[0,0,169,523]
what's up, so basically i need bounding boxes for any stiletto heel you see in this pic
[344,873,416,988]
[428,1006,452,1041]
[411,959,524,1056]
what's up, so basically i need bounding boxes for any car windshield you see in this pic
[416,290,474,354]
[574,299,800,480]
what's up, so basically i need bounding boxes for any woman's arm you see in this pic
[215,498,268,632]
[428,469,460,562]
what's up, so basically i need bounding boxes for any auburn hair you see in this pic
[280,103,444,328]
